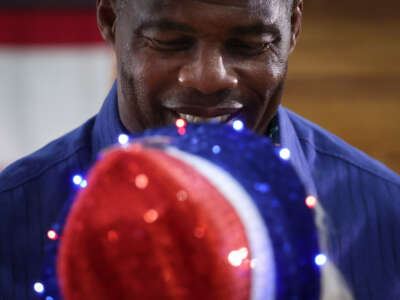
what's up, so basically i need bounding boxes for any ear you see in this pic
[97,0,118,46]
[289,0,303,54]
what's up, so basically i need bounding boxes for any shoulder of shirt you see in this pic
[282,107,400,187]
[0,117,96,193]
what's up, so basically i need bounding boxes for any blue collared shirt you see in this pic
[1,82,399,299]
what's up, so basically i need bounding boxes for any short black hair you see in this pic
[116,0,297,15]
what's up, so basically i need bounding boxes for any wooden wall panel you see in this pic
[285,8,400,173]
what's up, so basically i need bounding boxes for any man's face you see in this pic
[112,0,295,134]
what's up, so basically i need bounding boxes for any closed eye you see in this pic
[226,39,272,56]
[145,36,195,52]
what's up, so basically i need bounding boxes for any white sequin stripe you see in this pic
[166,147,276,300]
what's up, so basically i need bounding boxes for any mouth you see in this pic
[166,104,243,125]
[177,113,232,124]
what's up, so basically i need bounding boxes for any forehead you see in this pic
[130,0,285,25]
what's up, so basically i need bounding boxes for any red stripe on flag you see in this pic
[0,9,105,45]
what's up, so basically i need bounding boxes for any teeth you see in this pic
[178,113,231,124]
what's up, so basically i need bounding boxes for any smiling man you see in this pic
[0,0,400,299]
[104,0,298,134]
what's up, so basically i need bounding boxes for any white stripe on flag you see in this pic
[0,46,113,167]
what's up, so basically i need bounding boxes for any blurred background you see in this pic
[285,0,400,173]
[0,0,399,173]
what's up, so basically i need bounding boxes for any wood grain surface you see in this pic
[285,5,400,173]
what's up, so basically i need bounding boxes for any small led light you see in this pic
[72,175,83,185]
[178,127,187,135]
[47,230,58,241]
[254,182,270,193]
[315,254,327,266]
[175,118,186,128]
[80,180,88,188]
[46,297,54,300]
[305,195,318,209]
[228,247,249,267]
[144,209,159,224]
[279,148,291,160]
[33,282,45,294]
[212,145,221,154]
[135,174,149,189]
[118,134,130,145]
[232,120,244,131]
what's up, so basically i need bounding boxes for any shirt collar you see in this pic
[91,80,128,162]
[278,106,318,197]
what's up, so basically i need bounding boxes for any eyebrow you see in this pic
[230,22,280,36]
[135,19,197,34]
[135,18,279,37]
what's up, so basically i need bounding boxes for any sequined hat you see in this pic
[39,123,320,300]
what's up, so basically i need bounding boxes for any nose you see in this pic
[178,48,238,94]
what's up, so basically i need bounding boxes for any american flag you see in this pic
[0,1,113,168]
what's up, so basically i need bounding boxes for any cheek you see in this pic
[128,52,181,101]
[236,57,286,97]
[269,60,287,83]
